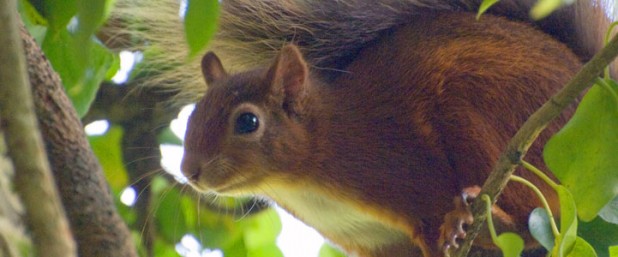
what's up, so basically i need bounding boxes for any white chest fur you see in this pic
[264,186,408,252]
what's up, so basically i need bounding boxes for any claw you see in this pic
[439,186,480,254]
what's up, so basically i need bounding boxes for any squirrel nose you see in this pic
[180,155,200,182]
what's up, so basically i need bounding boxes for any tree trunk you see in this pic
[19,17,139,257]
[0,1,76,256]
[0,130,33,257]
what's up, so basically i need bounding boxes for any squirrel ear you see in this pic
[266,45,309,114]
[201,52,227,85]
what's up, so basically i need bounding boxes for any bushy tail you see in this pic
[104,0,616,103]
[211,0,457,70]
[103,0,199,102]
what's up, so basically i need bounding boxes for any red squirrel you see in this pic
[180,11,582,257]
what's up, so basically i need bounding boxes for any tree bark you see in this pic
[0,121,33,257]
[19,15,139,257]
[0,0,76,257]
[87,80,181,257]
[0,127,33,257]
[0,1,76,256]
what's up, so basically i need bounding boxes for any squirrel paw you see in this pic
[438,186,480,253]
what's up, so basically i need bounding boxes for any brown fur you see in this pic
[182,12,581,257]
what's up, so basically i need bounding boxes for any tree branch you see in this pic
[0,1,76,257]
[18,14,139,257]
[453,33,618,257]
[0,133,32,257]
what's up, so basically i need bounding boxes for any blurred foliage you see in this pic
[318,245,346,257]
[16,0,300,256]
[184,0,219,58]
[477,0,576,19]
[20,0,119,117]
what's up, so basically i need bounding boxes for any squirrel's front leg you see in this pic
[438,186,518,254]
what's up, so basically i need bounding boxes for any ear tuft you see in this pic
[266,44,309,114]
[278,45,308,99]
[201,52,227,85]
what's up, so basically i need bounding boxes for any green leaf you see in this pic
[42,30,81,90]
[530,0,574,19]
[242,209,282,251]
[42,30,117,117]
[28,0,77,32]
[194,210,242,250]
[19,0,47,25]
[610,245,618,257]
[73,0,109,73]
[566,237,598,257]
[579,216,618,257]
[529,208,555,251]
[150,174,172,194]
[544,80,618,221]
[555,186,578,257]
[184,0,220,57]
[177,196,249,251]
[476,0,500,20]
[158,126,183,146]
[495,232,524,257]
[599,197,618,225]
[222,238,248,257]
[18,0,48,43]
[179,195,198,230]
[75,40,117,116]
[153,237,182,257]
[89,126,128,191]
[247,244,284,257]
[154,186,188,243]
[106,54,121,80]
[77,0,107,40]
[319,244,347,257]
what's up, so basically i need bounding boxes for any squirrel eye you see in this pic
[234,112,259,134]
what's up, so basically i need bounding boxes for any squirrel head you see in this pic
[181,44,313,195]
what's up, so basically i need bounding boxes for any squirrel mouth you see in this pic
[191,174,259,196]
[214,180,254,194]
[185,157,264,195]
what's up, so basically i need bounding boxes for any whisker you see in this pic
[129,168,167,188]
[124,146,161,150]
[124,154,164,167]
